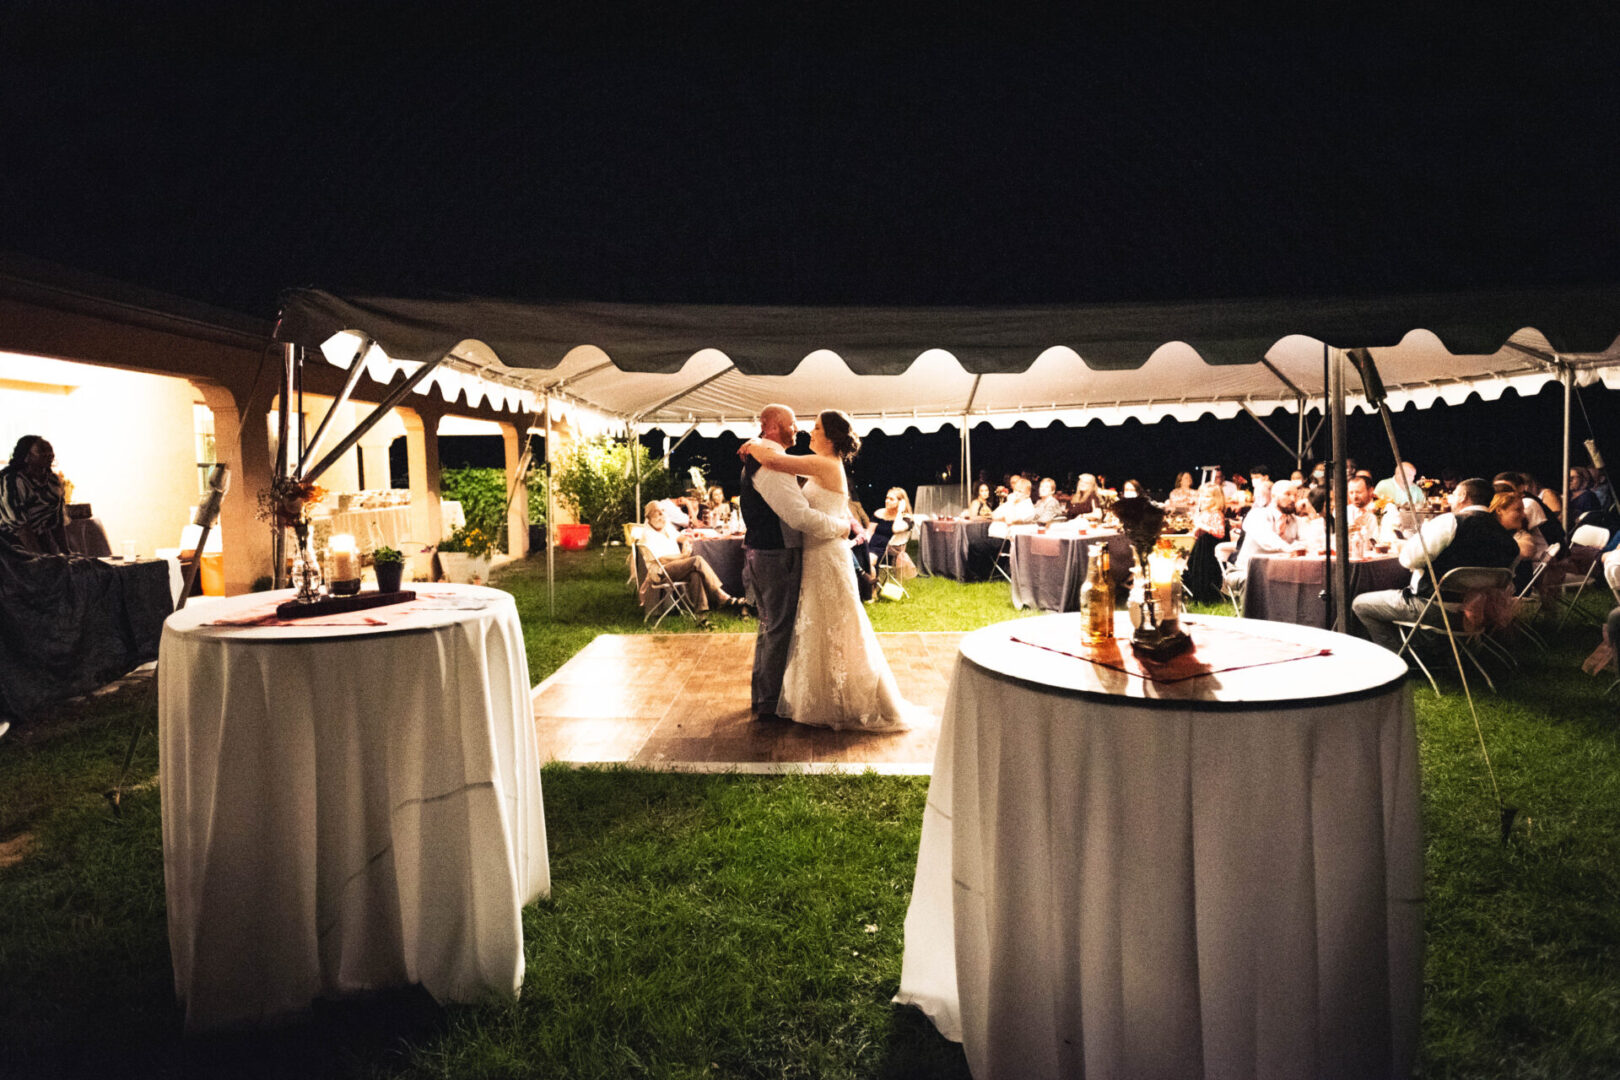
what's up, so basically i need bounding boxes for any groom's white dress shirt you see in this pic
[751,466,849,545]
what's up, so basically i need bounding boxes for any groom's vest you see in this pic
[741,459,786,550]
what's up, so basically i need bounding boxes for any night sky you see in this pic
[4,6,1618,492]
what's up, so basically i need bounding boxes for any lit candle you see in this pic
[1149,549,1178,631]
[329,533,358,581]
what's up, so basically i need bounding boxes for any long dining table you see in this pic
[895,611,1421,1079]
[1243,551,1408,633]
[917,518,992,581]
[1007,527,1132,611]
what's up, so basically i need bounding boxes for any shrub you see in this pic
[553,437,674,543]
[440,467,510,552]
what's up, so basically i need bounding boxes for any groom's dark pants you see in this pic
[744,546,801,718]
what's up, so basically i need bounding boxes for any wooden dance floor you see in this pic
[531,632,964,773]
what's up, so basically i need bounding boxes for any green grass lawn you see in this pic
[1,547,1618,1077]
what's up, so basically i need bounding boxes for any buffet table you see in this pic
[327,504,414,550]
[687,532,747,598]
[896,612,1420,1080]
[917,518,991,580]
[913,484,966,519]
[158,584,549,1031]
[1244,552,1407,632]
[1007,528,1131,611]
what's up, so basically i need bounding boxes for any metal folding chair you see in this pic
[992,533,1014,584]
[1556,524,1612,628]
[1393,566,1514,695]
[632,540,700,630]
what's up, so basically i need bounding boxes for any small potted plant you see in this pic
[437,524,496,584]
[371,545,405,593]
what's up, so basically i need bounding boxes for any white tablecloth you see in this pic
[896,613,1420,1080]
[158,584,549,1031]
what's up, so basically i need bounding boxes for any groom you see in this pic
[740,404,851,722]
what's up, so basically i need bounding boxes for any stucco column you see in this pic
[398,402,445,547]
[193,381,274,595]
[500,421,531,558]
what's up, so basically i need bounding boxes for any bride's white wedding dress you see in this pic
[778,475,911,731]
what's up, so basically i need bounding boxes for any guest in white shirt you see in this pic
[989,476,1036,538]
[636,501,740,618]
[1233,479,1304,579]
[1346,475,1380,540]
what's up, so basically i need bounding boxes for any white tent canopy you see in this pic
[283,288,1620,436]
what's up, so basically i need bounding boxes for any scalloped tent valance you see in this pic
[275,286,1620,434]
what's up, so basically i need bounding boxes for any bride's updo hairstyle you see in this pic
[819,409,861,464]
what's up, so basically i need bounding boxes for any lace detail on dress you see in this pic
[777,477,910,731]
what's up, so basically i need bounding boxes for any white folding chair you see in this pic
[1393,566,1514,695]
[1503,542,1558,652]
[1556,524,1612,628]
[874,533,912,600]
[633,541,700,630]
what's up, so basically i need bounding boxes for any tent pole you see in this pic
[1562,362,1573,531]
[1296,396,1306,467]
[634,425,642,525]
[1328,346,1351,633]
[272,343,295,588]
[964,417,974,507]
[545,396,554,617]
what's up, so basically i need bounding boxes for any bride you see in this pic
[742,410,911,731]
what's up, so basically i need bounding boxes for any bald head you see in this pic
[759,404,797,447]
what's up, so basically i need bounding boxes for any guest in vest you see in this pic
[1351,477,1520,654]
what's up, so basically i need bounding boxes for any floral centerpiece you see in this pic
[256,476,327,600]
[1113,496,1192,660]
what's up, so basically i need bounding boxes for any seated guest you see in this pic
[1250,475,1273,509]
[657,497,691,528]
[1297,486,1328,550]
[635,501,741,619]
[1118,478,1143,501]
[1289,469,1306,486]
[963,482,997,519]
[865,487,914,569]
[1232,479,1305,581]
[1032,477,1065,523]
[1211,466,1240,504]
[1346,474,1380,539]
[1070,474,1103,519]
[1185,482,1228,602]
[0,435,68,556]
[1351,477,1520,654]
[1375,462,1425,508]
[1164,471,1197,514]
[1495,471,1565,550]
[1490,487,1542,590]
[990,476,1036,537]
[1528,472,1561,517]
[965,477,1034,579]
[1569,466,1603,517]
[704,485,731,527]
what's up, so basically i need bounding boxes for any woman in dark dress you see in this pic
[1185,482,1228,604]
[865,487,914,569]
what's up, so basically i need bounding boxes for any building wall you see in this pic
[0,354,201,557]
